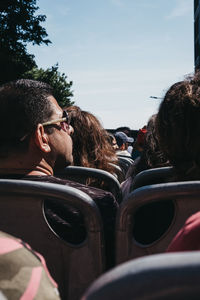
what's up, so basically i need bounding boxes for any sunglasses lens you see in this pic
[60,111,70,132]
[63,111,70,125]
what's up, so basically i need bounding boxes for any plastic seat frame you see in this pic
[131,166,174,191]
[55,166,122,203]
[82,251,200,300]
[116,181,200,264]
[0,179,105,300]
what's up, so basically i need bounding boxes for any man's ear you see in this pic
[34,124,51,153]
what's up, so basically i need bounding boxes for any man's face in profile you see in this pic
[46,96,74,169]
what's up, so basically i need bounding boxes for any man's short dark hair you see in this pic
[0,79,54,153]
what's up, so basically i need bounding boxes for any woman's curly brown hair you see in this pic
[156,71,200,180]
[66,106,119,186]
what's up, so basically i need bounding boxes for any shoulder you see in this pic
[0,231,60,299]
[167,212,200,252]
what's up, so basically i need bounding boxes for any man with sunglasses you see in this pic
[0,79,118,268]
[0,79,73,172]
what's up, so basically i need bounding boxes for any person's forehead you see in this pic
[48,95,63,116]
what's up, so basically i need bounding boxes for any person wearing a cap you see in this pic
[114,131,134,157]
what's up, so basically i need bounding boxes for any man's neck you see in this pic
[0,155,53,176]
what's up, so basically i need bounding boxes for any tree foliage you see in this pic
[0,0,51,84]
[24,65,74,108]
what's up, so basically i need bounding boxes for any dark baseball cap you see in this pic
[114,131,134,147]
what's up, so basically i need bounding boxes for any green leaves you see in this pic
[0,0,74,108]
[24,64,74,108]
[0,0,50,84]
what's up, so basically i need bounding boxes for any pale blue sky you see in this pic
[28,0,194,129]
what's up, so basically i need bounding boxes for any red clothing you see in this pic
[167,211,200,252]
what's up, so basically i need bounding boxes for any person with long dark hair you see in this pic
[121,114,169,196]
[156,72,200,181]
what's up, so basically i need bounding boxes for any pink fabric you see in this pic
[36,251,58,287]
[166,212,200,252]
[0,237,22,255]
[20,266,42,300]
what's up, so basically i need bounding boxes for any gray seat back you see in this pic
[0,179,105,300]
[116,181,200,264]
[117,157,133,176]
[82,251,200,300]
[56,166,122,203]
[131,166,174,191]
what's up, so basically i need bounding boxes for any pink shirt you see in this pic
[167,211,200,252]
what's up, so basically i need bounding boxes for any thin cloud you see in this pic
[110,0,124,7]
[166,0,193,19]
[57,6,70,17]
